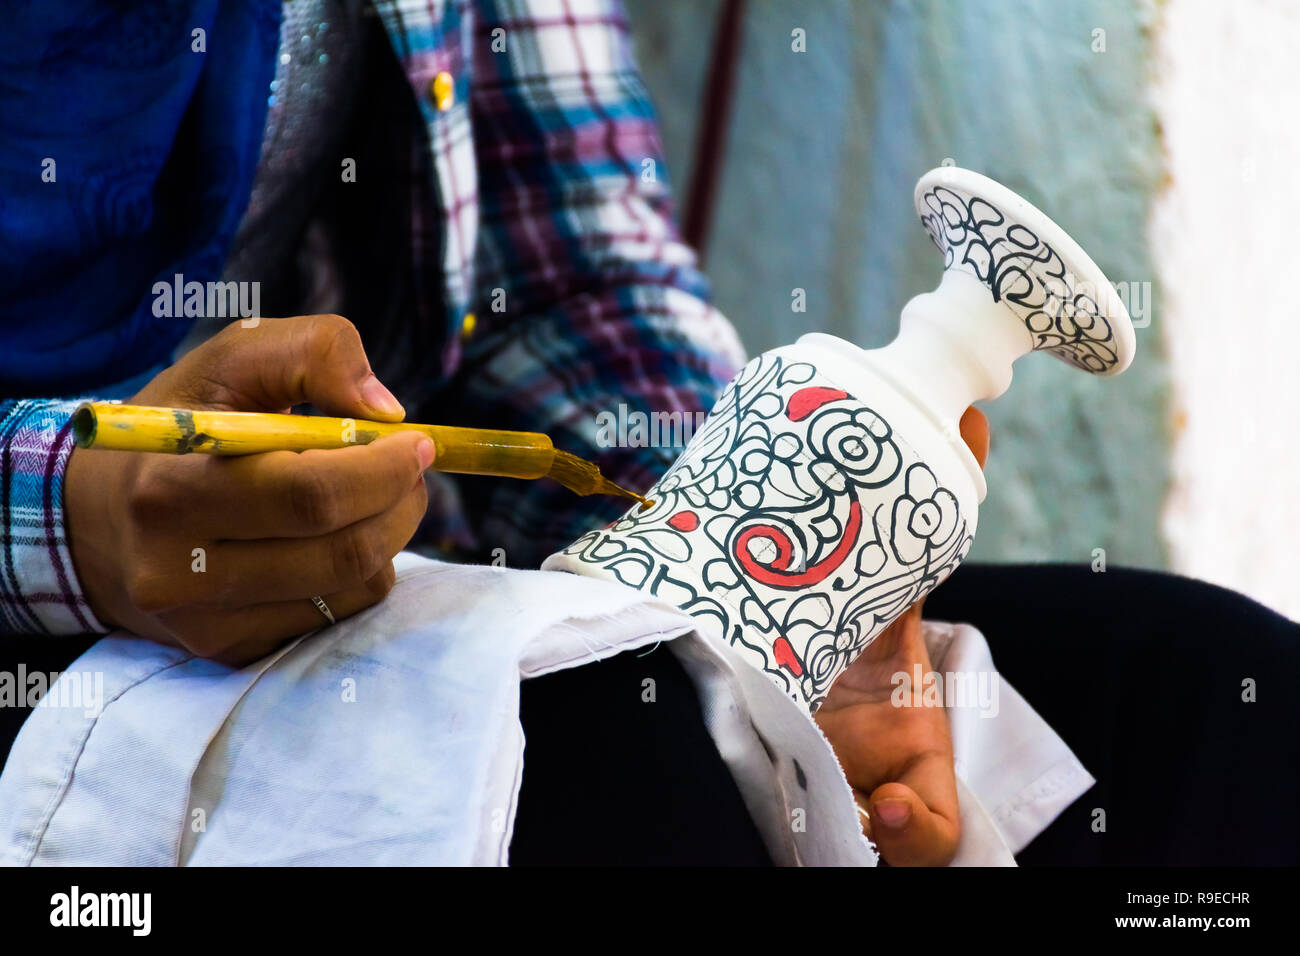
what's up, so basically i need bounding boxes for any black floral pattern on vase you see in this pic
[889,463,962,566]
[916,184,1121,373]
[556,353,973,710]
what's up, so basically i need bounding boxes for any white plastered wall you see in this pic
[1152,0,1300,619]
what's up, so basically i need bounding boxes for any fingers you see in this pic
[162,314,405,422]
[163,432,435,540]
[866,778,961,867]
[124,467,426,612]
[852,789,875,841]
[959,406,990,469]
[177,562,398,666]
[203,475,427,605]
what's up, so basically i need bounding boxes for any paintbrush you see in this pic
[71,402,649,506]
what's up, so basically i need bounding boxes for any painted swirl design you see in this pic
[556,354,973,710]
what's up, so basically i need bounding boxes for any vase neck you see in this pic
[866,268,1032,427]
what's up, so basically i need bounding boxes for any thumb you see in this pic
[161,314,406,421]
[864,782,960,867]
[958,405,989,470]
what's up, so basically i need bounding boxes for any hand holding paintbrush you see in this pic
[60,314,645,666]
[72,402,648,505]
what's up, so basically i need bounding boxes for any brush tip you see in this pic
[548,449,648,505]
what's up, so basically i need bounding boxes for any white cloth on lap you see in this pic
[0,552,1091,866]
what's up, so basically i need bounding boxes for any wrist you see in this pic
[64,446,126,631]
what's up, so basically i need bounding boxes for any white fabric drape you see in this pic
[0,553,1090,866]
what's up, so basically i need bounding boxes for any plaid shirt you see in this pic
[0,0,745,636]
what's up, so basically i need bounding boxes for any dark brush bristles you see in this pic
[547,449,649,506]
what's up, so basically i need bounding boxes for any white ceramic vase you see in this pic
[543,167,1138,711]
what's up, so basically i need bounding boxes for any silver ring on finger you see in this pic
[310,594,336,626]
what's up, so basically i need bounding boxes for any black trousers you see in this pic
[925,563,1299,866]
[512,564,1300,865]
[3,565,1296,865]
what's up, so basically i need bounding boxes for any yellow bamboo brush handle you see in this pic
[72,402,556,480]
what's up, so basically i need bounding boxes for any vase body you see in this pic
[544,335,980,710]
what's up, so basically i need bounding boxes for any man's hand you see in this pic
[65,315,433,665]
[814,406,989,866]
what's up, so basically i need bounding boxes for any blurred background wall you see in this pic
[625,0,1298,619]
[1150,0,1300,622]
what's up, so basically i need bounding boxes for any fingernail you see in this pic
[361,374,404,418]
[415,438,435,471]
[873,799,912,828]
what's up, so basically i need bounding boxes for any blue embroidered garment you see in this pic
[0,0,281,393]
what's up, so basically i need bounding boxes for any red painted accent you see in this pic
[786,386,849,421]
[772,637,804,676]
[667,510,700,532]
[735,524,794,571]
[734,500,862,588]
